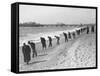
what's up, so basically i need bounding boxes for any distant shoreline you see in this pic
[19,23,96,27]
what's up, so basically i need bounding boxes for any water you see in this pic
[19,26,81,46]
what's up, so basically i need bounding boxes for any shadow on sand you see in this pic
[38,54,48,57]
[28,60,47,65]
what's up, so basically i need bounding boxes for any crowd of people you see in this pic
[22,25,95,65]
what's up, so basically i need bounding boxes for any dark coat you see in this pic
[68,32,71,39]
[40,37,46,49]
[48,36,52,47]
[63,32,67,38]
[87,26,89,34]
[48,36,52,42]
[63,32,68,42]
[29,42,35,52]
[72,32,75,38]
[29,42,37,57]
[22,45,31,63]
[55,36,60,45]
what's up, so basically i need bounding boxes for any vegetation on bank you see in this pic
[19,22,95,27]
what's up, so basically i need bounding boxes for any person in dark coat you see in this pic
[40,37,46,50]
[22,43,31,65]
[87,26,89,34]
[28,41,37,58]
[55,36,60,45]
[81,28,83,33]
[76,30,78,35]
[79,29,81,35]
[63,32,68,42]
[72,32,76,39]
[68,32,71,39]
[42,37,46,49]
[77,29,80,35]
[48,36,52,47]
[83,27,85,32]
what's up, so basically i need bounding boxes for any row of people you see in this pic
[22,41,37,65]
[22,25,95,65]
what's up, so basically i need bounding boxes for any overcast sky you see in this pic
[19,5,96,24]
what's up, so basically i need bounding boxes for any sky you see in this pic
[19,5,96,24]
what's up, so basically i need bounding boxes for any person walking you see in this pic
[72,32,76,39]
[28,41,37,58]
[55,36,60,45]
[63,32,68,42]
[40,37,46,50]
[87,26,89,34]
[68,32,71,39]
[48,36,52,47]
[22,43,31,65]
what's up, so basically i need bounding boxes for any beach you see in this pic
[19,26,96,71]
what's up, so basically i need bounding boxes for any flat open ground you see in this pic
[19,27,96,71]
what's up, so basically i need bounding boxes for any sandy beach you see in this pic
[19,29,96,71]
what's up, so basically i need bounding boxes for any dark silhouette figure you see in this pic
[48,36,52,47]
[84,27,87,31]
[63,32,68,42]
[28,41,37,58]
[87,26,89,34]
[76,30,78,35]
[91,26,94,33]
[79,30,81,35]
[81,28,83,33]
[82,27,85,33]
[68,32,71,39]
[76,29,81,35]
[72,32,76,39]
[55,36,60,45]
[22,43,31,65]
[40,37,46,50]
